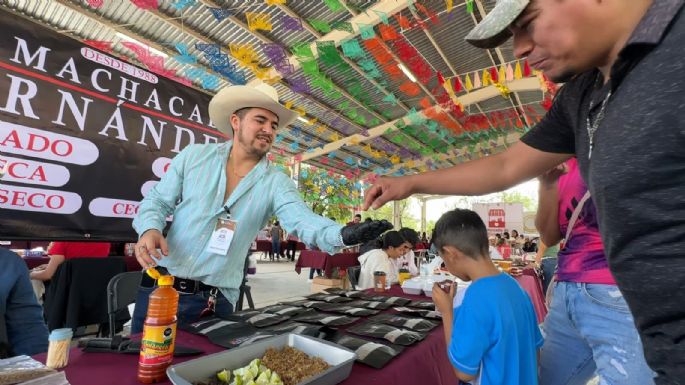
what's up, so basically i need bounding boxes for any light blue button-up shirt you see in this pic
[133,141,343,304]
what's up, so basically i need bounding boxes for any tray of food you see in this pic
[167,333,356,385]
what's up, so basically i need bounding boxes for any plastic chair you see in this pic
[347,266,361,290]
[106,271,142,337]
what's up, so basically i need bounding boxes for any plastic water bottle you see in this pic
[137,274,179,383]
[419,264,429,277]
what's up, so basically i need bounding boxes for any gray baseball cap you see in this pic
[465,0,530,49]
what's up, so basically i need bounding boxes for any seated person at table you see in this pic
[487,236,503,261]
[431,209,542,385]
[1,248,49,358]
[522,237,537,253]
[29,241,111,302]
[357,231,411,290]
[391,228,420,276]
[421,232,429,245]
[495,237,511,260]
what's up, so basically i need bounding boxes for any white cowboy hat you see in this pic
[208,81,298,137]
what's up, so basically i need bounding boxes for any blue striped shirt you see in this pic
[133,141,343,304]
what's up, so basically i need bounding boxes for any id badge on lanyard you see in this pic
[206,206,237,255]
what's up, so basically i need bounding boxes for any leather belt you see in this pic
[140,273,216,294]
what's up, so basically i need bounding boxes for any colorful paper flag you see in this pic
[379,24,400,40]
[130,0,158,10]
[171,0,195,10]
[308,19,332,34]
[341,39,364,59]
[83,39,112,53]
[514,61,523,79]
[357,24,376,40]
[323,0,344,12]
[246,12,273,32]
[207,7,230,21]
[332,21,354,34]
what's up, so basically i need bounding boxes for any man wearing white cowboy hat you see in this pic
[364,0,685,383]
[131,81,391,332]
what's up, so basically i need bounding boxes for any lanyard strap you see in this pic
[562,191,591,249]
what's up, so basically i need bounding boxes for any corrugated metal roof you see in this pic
[0,0,553,178]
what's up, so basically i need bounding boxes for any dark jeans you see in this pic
[541,257,558,295]
[131,286,233,334]
[270,239,282,260]
[309,268,322,279]
[285,240,298,261]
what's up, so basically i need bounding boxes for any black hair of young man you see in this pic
[382,230,406,249]
[398,227,419,248]
[433,209,489,260]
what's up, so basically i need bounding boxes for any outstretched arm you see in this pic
[364,141,571,210]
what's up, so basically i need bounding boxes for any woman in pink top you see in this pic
[536,158,653,384]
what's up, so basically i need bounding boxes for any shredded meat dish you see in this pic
[262,346,330,385]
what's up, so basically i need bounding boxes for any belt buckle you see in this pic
[177,278,196,294]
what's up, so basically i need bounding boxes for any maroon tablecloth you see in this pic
[294,250,328,273]
[513,274,547,323]
[325,252,360,278]
[295,251,360,278]
[23,256,50,269]
[34,286,458,385]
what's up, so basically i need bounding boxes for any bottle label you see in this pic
[139,323,176,365]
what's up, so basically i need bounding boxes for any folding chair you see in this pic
[106,271,142,338]
[347,266,361,290]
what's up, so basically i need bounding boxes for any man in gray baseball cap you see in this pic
[365,1,685,383]
[465,0,529,49]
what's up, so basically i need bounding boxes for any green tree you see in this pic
[364,199,420,230]
[298,166,360,222]
[497,191,538,212]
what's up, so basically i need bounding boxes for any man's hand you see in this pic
[432,280,456,314]
[363,176,414,210]
[135,229,168,269]
[340,219,393,246]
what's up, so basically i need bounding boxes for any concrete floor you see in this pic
[247,254,314,308]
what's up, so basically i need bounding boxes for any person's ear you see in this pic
[441,245,458,260]
[230,114,241,134]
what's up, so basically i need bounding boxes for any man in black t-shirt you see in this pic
[363,1,685,383]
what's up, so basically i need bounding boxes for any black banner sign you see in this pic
[0,9,225,241]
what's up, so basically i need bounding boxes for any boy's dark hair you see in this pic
[398,227,419,248]
[433,209,489,259]
[382,231,406,249]
[354,213,362,219]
